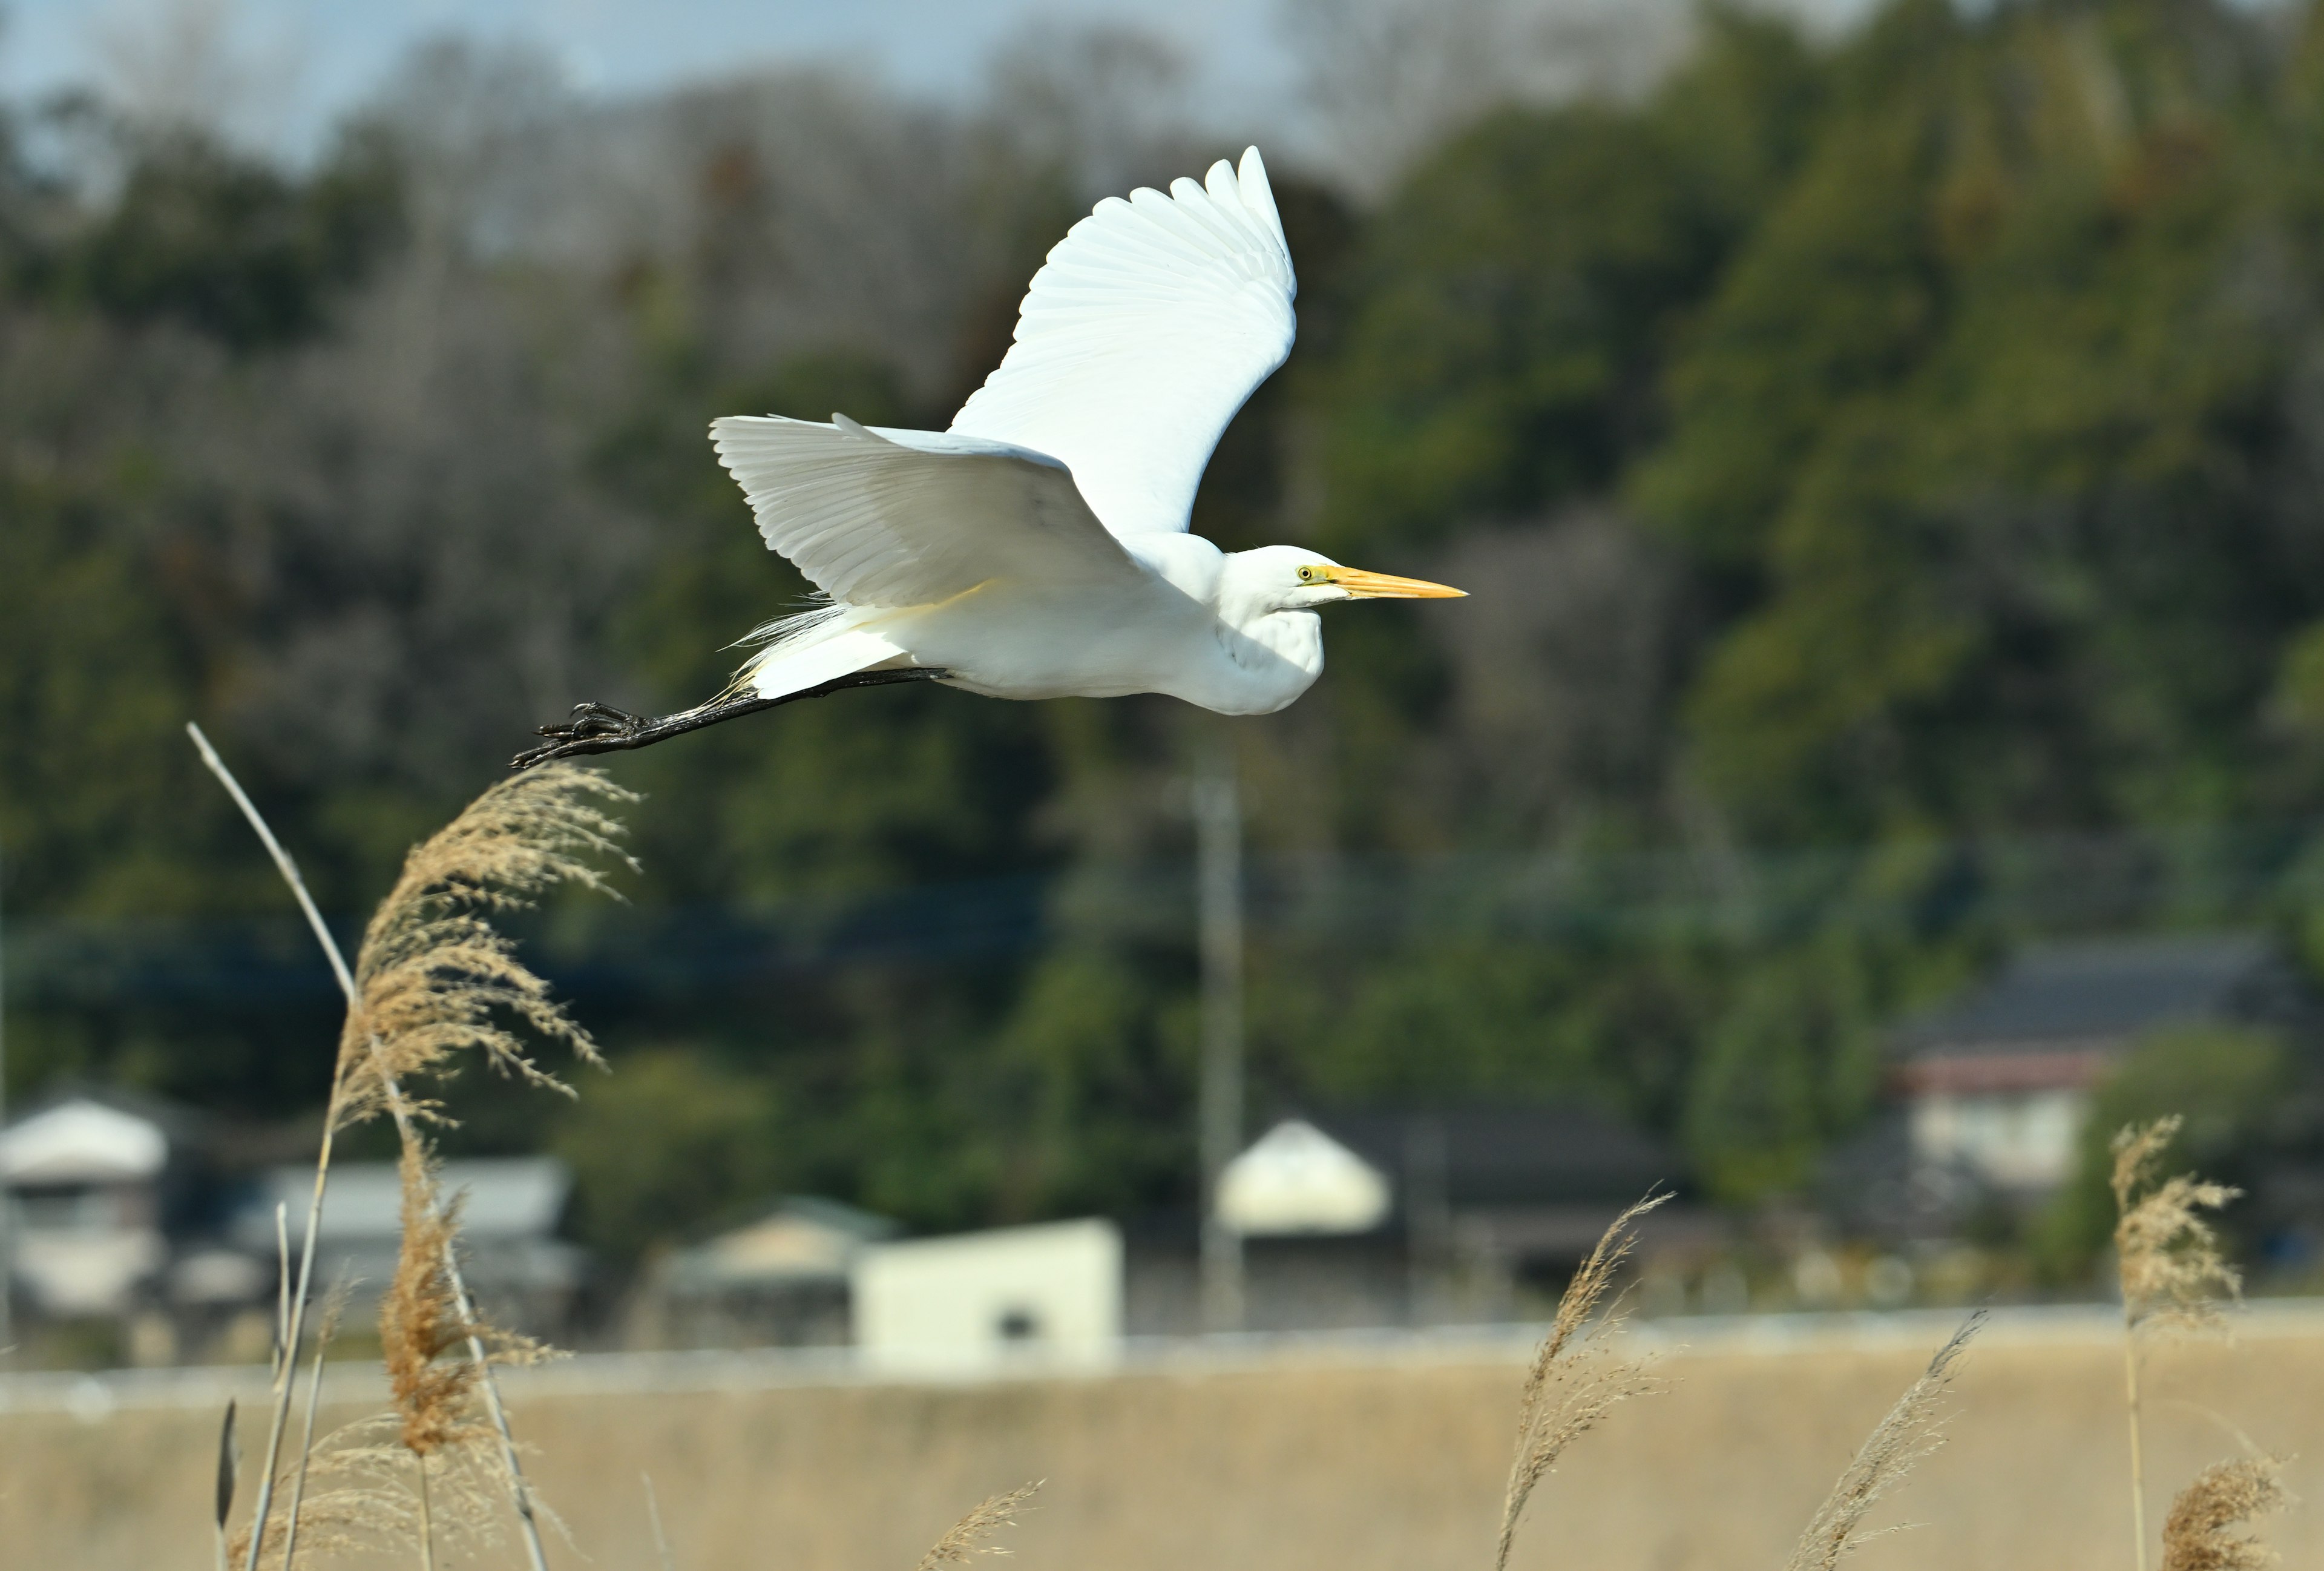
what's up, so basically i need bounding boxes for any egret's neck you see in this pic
[1230,605,1323,676]
[1207,604,1322,714]
[1128,535,1327,715]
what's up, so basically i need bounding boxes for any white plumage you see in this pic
[518,148,1461,769]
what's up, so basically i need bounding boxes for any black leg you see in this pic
[511,667,953,770]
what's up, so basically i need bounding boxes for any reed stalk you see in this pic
[416,1456,435,1571]
[278,1279,352,1571]
[643,1474,675,1571]
[2110,1117,2243,1571]
[2127,1337,2150,1571]
[1493,1193,1667,1571]
[191,722,625,1570]
[1781,1314,1980,1570]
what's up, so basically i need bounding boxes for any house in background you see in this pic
[649,1196,898,1348]
[1132,1102,1715,1334]
[1889,933,2310,1199]
[234,1156,584,1331]
[852,1218,1122,1373]
[0,1089,263,1332]
[1,1092,177,1319]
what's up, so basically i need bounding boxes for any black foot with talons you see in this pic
[511,702,653,769]
[510,667,953,771]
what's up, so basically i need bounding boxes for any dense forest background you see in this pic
[12,0,2324,1276]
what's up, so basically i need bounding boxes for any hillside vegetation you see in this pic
[10,0,2324,1260]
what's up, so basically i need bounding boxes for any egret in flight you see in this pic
[515,147,1463,770]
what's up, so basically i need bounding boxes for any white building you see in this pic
[1892,934,2302,1194]
[852,1218,1121,1374]
[1215,1118,1393,1236]
[0,1095,172,1317]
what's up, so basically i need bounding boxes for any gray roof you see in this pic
[1308,1104,1681,1208]
[1896,934,2288,1061]
[235,1157,573,1251]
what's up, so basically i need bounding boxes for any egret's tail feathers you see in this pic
[737,624,914,702]
[729,602,843,658]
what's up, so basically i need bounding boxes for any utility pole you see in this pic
[1195,745,1245,1334]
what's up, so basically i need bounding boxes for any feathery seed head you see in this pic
[1782,1314,1981,1571]
[2112,1118,2242,1336]
[380,1144,485,1459]
[1494,1193,1669,1571]
[2162,1457,2288,1571]
[916,1482,1042,1570]
[331,763,635,1130]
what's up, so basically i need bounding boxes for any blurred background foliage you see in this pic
[13,0,2324,1268]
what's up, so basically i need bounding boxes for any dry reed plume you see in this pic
[332,763,637,1130]
[234,1410,516,1571]
[382,1147,490,1461]
[230,1150,556,1571]
[916,1482,1043,1570]
[1781,1314,1982,1571]
[379,1142,551,1569]
[193,728,631,1571]
[2161,1457,2289,1571]
[2113,1117,2244,1571]
[1492,1193,1668,1571]
[2114,1119,2242,1337]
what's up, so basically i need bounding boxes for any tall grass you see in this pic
[178,710,2297,1569]
[192,726,631,1568]
[1493,1194,1667,1571]
[1780,1315,1981,1570]
[2112,1117,2244,1571]
[916,1483,1042,1570]
[2161,1457,2287,1571]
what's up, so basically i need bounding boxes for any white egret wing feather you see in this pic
[711,414,1143,608]
[949,147,1296,539]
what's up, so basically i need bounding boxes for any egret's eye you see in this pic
[1298,565,1325,584]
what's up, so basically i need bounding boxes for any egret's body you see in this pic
[517,148,1460,769]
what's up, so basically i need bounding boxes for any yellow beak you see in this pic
[1326,567,1468,599]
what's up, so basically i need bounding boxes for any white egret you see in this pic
[516,147,1462,770]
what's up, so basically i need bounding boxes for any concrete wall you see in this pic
[4,1308,2318,1570]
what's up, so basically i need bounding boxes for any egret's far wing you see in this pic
[711,414,1143,608]
[949,146,1296,539]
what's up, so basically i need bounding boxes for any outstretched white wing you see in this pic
[950,146,1296,539]
[711,415,1144,608]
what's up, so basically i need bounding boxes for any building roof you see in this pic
[663,1196,900,1292]
[1895,933,2292,1065]
[235,1157,574,1252]
[0,1095,171,1184]
[1305,1103,1682,1211]
[1217,1119,1394,1237]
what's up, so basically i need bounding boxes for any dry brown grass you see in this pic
[376,1139,558,1568]
[229,1147,550,1571]
[2113,1119,2243,1337]
[1492,1193,1667,1571]
[193,739,632,1571]
[1781,1315,1981,1571]
[14,1328,2324,1571]
[2113,1117,2247,1571]
[915,1481,1043,1570]
[2161,1457,2289,1571]
[332,763,635,1130]
[382,1147,489,1460]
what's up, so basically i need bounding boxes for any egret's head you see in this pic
[1228,544,1467,614]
